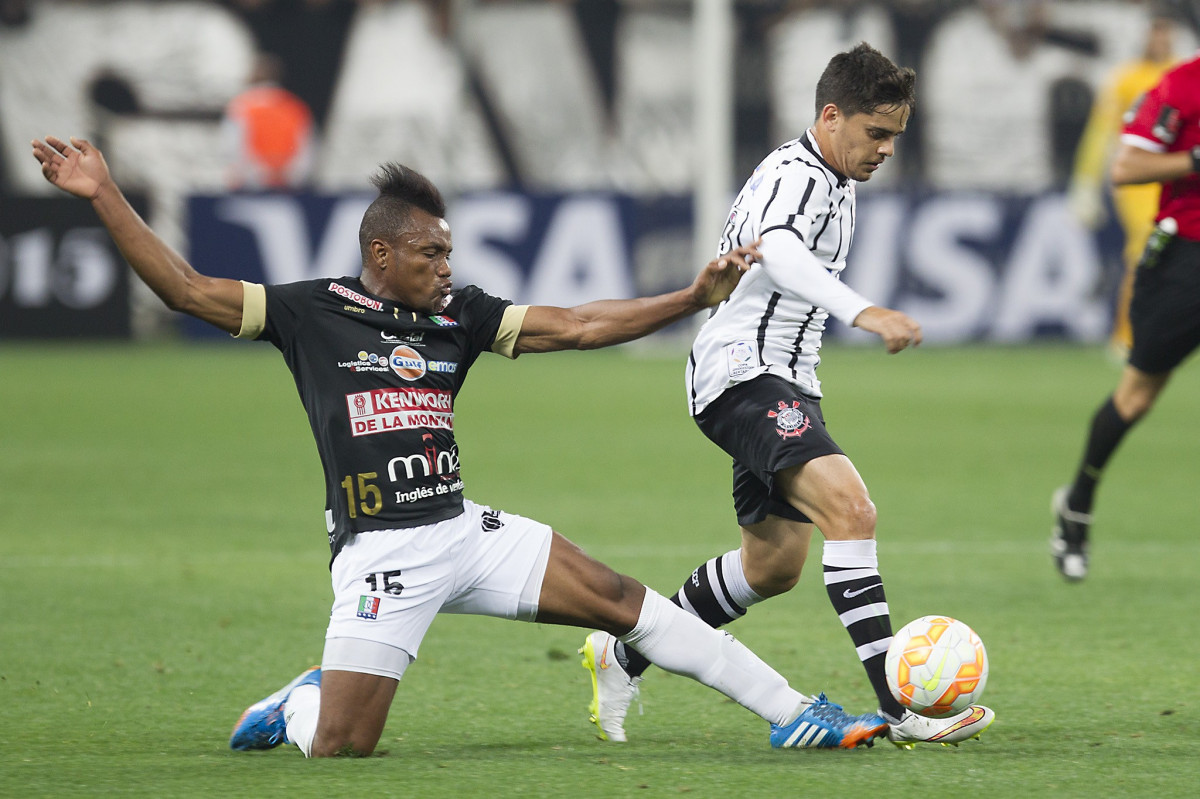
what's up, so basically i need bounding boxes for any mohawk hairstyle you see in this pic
[358,163,447,255]
[814,42,916,119]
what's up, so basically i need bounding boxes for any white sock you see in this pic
[619,589,808,726]
[283,683,320,757]
[822,538,878,568]
[720,549,767,609]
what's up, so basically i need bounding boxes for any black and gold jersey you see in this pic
[240,276,525,562]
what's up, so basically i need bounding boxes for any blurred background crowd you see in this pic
[5,0,1199,195]
[1,0,1197,341]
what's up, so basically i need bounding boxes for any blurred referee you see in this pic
[1052,48,1200,581]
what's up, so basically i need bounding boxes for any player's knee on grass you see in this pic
[309,668,397,757]
[309,720,381,757]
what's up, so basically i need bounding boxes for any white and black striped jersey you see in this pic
[686,129,874,415]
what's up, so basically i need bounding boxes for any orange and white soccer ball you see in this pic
[885,615,989,718]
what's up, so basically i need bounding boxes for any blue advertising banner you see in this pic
[837,190,1124,343]
[184,191,643,338]
[186,189,1123,343]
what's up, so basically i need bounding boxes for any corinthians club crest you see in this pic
[768,400,811,439]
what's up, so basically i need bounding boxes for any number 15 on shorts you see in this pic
[365,569,404,595]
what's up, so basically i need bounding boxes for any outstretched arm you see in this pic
[31,136,245,334]
[1110,142,1195,186]
[757,229,921,354]
[512,242,759,354]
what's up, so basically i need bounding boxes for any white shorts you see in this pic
[322,499,553,680]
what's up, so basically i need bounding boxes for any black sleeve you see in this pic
[447,285,513,367]
[259,280,318,350]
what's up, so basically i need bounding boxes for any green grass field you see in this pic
[2,341,1197,797]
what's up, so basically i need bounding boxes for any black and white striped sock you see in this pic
[617,549,764,678]
[822,539,905,719]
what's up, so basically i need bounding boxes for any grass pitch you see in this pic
[1,341,1197,797]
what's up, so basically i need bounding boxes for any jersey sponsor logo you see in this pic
[428,314,458,327]
[338,346,454,375]
[1152,104,1181,144]
[726,340,758,378]
[346,387,454,437]
[388,449,459,480]
[767,400,812,439]
[388,433,461,482]
[381,330,424,344]
[389,345,427,380]
[337,350,390,373]
[387,434,463,503]
[394,477,464,504]
[327,282,384,311]
[356,595,380,620]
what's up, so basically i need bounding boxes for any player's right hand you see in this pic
[852,305,922,353]
[31,136,109,200]
[692,239,761,308]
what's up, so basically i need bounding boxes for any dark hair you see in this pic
[358,163,447,254]
[814,42,916,119]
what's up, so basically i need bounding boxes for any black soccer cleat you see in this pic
[1051,486,1090,581]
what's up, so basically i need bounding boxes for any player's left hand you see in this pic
[691,239,761,307]
[853,305,922,353]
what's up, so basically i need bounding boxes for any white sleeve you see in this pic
[757,228,874,326]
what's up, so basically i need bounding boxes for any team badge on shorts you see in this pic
[357,596,381,620]
[768,400,811,439]
[480,509,505,532]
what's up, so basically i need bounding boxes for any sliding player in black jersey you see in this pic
[33,134,891,754]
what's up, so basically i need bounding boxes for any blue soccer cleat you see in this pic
[770,693,888,749]
[229,666,321,751]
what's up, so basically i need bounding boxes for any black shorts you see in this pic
[1129,236,1200,374]
[694,374,844,527]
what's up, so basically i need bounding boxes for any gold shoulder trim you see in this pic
[235,281,267,339]
[491,304,529,359]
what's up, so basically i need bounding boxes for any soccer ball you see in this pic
[885,615,988,718]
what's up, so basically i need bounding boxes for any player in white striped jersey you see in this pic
[584,43,993,749]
